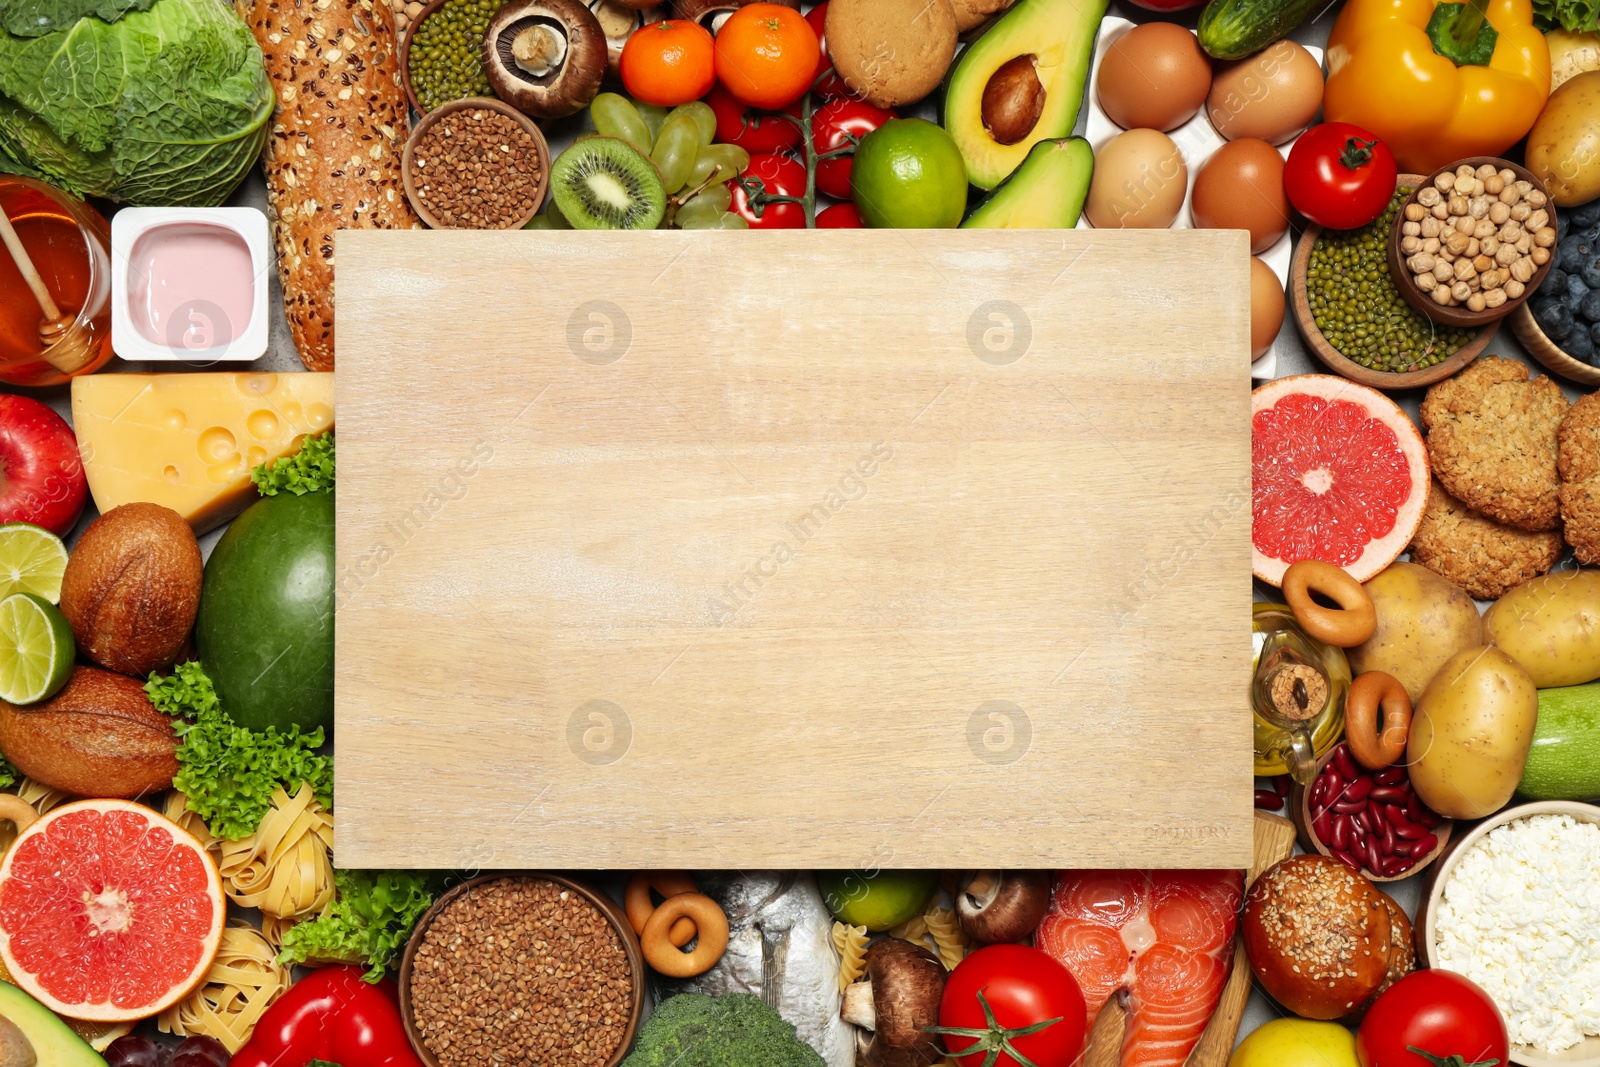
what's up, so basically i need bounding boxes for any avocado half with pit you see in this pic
[942,0,1109,190]
[0,983,108,1067]
[963,137,1093,227]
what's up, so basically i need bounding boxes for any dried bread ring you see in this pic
[640,892,729,979]
[1345,671,1412,770]
[625,870,698,948]
[1283,560,1377,647]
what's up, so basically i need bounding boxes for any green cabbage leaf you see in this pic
[0,0,272,204]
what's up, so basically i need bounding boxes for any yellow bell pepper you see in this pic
[1324,0,1552,174]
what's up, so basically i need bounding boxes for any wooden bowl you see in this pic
[1510,302,1600,386]
[398,0,449,119]
[1287,747,1453,884]
[398,872,645,1067]
[1416,801,1600,1067]
[1291,173,1497,389]
[1388,157,1558,329]
[402,97,550,230]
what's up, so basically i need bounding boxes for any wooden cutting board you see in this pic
[332,229,1253,870]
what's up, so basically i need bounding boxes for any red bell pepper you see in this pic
[230,965,425,1067]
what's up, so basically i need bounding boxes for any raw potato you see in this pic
[1482,569,1600,688]
[1348,562,1484,703]
[1525,70,1600,207]
[1407,645,1538,819]
[1547,29,1600,91]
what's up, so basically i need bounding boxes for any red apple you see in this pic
[0,394,87,536]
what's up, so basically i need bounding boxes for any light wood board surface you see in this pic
[332,229,1254,870]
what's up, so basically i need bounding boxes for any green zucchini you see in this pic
[1197,0,1324,60]
[1518,683,1600,801]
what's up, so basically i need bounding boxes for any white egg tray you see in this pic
[1076,17,1323,379]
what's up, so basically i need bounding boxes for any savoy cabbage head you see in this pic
[0,0,273,205]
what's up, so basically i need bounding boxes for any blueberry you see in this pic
[1559,240,1585,273]
[1567,327,1595,362]
[1549,267,1570,295]
[1575,199,1600,229]
[1542,301,1576,341]
[1585,258,1600,289]
[1584,289,1600,323]
[1593,320,1600,351]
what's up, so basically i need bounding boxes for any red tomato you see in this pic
[811,97,897,200]
[936,945,1086,1067]
[1284,122,1399,231]
[1357,970,1509,1067]
[705,83,802,155]
[817,202,863,227]
[804,3,854,99]
[731,153,807,229]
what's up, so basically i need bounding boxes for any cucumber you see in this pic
[1518,683,1600,801]
[1197,0,1323,60]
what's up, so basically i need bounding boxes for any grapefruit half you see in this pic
[1252,375,1428,586]
[0,799,224,1021]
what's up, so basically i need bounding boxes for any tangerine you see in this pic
[620,20,717,107]
[714,3,820,110]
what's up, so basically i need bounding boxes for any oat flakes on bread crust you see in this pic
[1419,356,1568,532]
[1409,479,1563,599]
[1559,393,1600,563]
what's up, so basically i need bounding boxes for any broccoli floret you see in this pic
[620,993,827,1067]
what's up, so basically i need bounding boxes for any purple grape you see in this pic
[104,1035,168,1067]
[170,1036,229,1067]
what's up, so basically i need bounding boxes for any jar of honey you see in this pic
[1252,602,1349,783]
[0,174,113,387]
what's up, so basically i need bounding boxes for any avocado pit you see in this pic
[981,54,1045,145]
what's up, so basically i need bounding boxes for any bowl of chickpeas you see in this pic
[1388,157,1560,329]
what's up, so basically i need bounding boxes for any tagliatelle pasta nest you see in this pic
[158,922,291,1053]
[164,790,219,851]
[216,783,335,919]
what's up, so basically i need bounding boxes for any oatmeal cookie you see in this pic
[1409,480,1563,599]
[1559,392,1600,564]
[1420,356,1569,532]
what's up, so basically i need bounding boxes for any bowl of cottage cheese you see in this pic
[1420,800,1600,1067]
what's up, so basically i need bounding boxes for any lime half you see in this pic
[0,593,74,705]
[0,523,69,604]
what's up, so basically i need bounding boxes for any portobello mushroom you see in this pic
[955,870,1049,945]
[841,938,946,1067]
[483,0,608,117]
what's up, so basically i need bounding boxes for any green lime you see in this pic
[0,523,68,604]
[817,869,939,932]
[0,592,74,705]
[851,119,969,229]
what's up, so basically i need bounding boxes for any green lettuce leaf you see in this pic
[0,0,272,204]
[146,661,333,841]
[0,755,17,790]
[278,870,439,981]
[1534,0,1599,30]
[253,432,335,496]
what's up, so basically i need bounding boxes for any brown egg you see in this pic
[1191,138,1290,253]
[1085,129,1188,229]
[1208,40,1324,145]
[1250,256,1285,359]
[1097,23,1213,132]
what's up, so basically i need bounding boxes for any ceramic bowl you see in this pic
[401,97,550,230]
[1416,800,1600,1067]
[1290,173,1497,389]
[398,872,645,1067]
[1388,157,1558,329]
[1287,747,1453,884]
[1510,303,1600,386]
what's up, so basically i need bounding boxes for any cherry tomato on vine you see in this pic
[935,944,1087,1067]
[731,153,807,229]
[812,97,897,201]
[804,3,855,99]
[816,202,864,227]
[705,83,802,155]
[1356,970,1509,1067]
[1284,122,1398,231]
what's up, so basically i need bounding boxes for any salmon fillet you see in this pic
[1035,870,1244,1067]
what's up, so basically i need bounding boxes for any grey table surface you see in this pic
[13,0,1590,1051]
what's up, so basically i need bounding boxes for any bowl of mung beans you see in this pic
[401,0,503,116]
[1290,176,1497,389]
[399,872,645,1067]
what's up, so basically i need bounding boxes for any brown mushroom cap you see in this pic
[670,0,798,32]
[956,870,1050,945]
[587,0,663,81]
[482,0,608,119]
[842,938,946,1067]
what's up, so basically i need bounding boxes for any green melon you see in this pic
[196,491,334,735]
[1518,683,1600,801]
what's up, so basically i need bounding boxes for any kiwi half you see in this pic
[549,136,667,230]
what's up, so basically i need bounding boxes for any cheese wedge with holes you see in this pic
[71,373,334,533]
